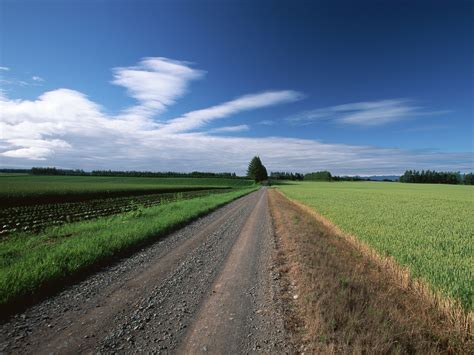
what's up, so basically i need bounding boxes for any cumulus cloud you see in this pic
[287,99,446,126]
[0,57,471,174]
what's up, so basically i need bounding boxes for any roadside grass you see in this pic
[0,187,257,308]
[277,181,473,312]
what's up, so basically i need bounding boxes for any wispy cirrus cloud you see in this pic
[160,90,303,134]
[287,99,448,126]
[208,124,250,133]
[32,76,44,82]
[258,120,275,126]
[1,72,45,87]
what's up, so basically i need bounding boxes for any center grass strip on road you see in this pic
[0,187,257,308]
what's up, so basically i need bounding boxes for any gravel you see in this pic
[0,189,291,354]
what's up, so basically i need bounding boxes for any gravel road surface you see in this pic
[0,188,290,354]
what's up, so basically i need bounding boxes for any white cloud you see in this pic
[111,57,204,120]
[160,90,303,134]
[0,57,471,174]
[32,76,44,82]
[2,139,71,160]
[208,124,249,133]
[0,66,9,71]
[287,99,445,126]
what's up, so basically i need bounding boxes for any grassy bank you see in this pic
[277,181,473,311]
[0,187,257,307]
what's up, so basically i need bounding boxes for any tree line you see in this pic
[269,171,304,181]
[399,170,473,185]
[6,165,474,185]
[304,171,333,181]
[26,167,244,179]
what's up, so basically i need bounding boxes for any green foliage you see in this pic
[462,173,474,185]
[0,187,257,306]
[278,181,474,310]
[247,156,268,182]
[22,167,241,179]
[304,171,333,181]
[269,171,304,181]
[399,170,469,184]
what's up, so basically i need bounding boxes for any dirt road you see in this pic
[0,188,290,353]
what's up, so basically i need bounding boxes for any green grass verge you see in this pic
[277,181,473,310]
[0,187,257,306]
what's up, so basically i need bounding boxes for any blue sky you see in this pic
[0,0,472,175]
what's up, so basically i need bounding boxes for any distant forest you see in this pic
[271,169,474,185]
[1,167,245,179]
[271,170,372,182]
[399,170,473,185]
[269,171,304,181]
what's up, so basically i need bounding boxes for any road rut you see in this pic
[0,188,289,353]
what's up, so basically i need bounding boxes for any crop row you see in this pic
[0,189,231,237]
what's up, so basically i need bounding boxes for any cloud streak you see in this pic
[287,99,446,126]
[208,124,250,133]
[160,90,303,133]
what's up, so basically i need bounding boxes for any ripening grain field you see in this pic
[277,181,473,310]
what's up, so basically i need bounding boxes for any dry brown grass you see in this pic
[268,189,473,354]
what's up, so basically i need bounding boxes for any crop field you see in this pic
[277,181,473,310]
[0,175,254,207]
[0,189,232,236]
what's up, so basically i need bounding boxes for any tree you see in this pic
[463,173,474,185]
[304,171,332,181]
[247,156,268,182]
